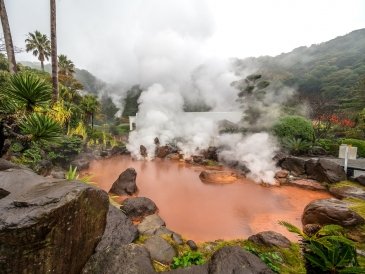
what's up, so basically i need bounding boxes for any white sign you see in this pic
[339,144,357,160]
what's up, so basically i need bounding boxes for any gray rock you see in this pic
[248,231,291,248]
[302,198,365,227]
[0,179,109,274]
[35,159,53,176]
[0,188,9,199]
[329,185,365,201]
[281,156,307,176]
[154,227,184,245]
[172,232,184,245]
[70,152,95,170]
[109,168,137,195]
[110,145,129,156]
[51,170,66,179]
[355,175,365,186]
[187,240,198,251]
[138,214,165,235]
[95,205,138,252]
[208,246,274,274]
[144,236,177,264]
[82,244,155,274]
[305,158,346,184]
[166,264,208,274]
[0,158,21,171]
[121,197,157,220]
[140,145,147,157]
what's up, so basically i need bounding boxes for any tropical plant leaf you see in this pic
[19,113,62,144]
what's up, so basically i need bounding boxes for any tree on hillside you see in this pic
[80,95,99,130]
[100,94,119,121]
[25,31,51,71]
[121,85,142,117]
[58,54,75,76]
[50,0,58,102]
[0,0,17,73]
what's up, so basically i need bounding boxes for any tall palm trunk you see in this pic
[50,0,58,102]
[0,0,17,74]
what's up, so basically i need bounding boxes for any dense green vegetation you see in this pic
[233,29,365,114]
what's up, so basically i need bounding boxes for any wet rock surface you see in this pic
[199,170,241,184]
[356,175,365,186]
[109,168,137,195]
[302,198,365,227]
[95,205,138,252]
[0,178,109,274]
[306,158,346,184]
[121,197,157,220]
[82,244,155,274]
[280,156,307,176]
[208,246,274,274]
[248,231,291,248]
[144,235,177,264]
[329,185,365,201]
[137,214,166,235]
[287,179,327,191]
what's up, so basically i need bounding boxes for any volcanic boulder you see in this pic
[280,156,307,176]
[0,179,109,274]
[202,146,218,161]
[109,168,138,195]
[137,214,166,235]
[329,185,365,201]
[208,246,274,274]
[121,197,157,220]
[248,231,291,248]
[140,145,148,157]
[305,159,346,184]
[95,205,138,252]
[156,145,171,158]
[302,198,365,227]
[144,236,177,264]
[355,175,365,186]
[199,170,240,184]
[82,244,155,274]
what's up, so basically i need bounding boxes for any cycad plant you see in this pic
[279,221,362,273]
[2,73,52,112]
[282,137,311,155]
[19,113,62,144]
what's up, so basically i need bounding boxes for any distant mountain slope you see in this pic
[233,28,365,110]
[20,61,105,94]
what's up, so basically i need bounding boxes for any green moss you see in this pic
[332,181,365,190]
[344,197,365,219]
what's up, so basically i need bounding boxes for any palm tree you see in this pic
[25,31,51,71]
[50,0,58,103]
[0,0,17,73]
[80,95,99,130]
[58,54,75,76]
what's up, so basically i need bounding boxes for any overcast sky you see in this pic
[3,0,365,83]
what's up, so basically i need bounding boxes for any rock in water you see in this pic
[302,198,365,227]
[0,180,109,274]
[121,197,157,220]
[306,159,346,184]
[208,246,274,274]
[248,231,291,248]
[109,168,137,195]
[140,145,147,157]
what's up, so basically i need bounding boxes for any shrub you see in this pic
[171,251,205,269]
[273,115,315,143]
[316,138,341,156]
[341,138,365,157]
[46,136,82,166]
[280,221,362,273]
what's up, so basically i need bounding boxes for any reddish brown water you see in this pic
[85,156,331,242]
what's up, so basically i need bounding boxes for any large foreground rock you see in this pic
[280,156,306,176]
[166,265,208,274]
[208,246,274,274]
[121,197,157,220]
[302,198,365,227]
[0,158,22,171]
[0,179,109,274]
[95,205,138,252]
[144,236,177,264]
[306,159,346,184]
[109,168,137,195]
[248,231,291,248]
[82,244,155,274]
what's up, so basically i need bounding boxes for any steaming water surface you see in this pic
[86,156,331,242]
